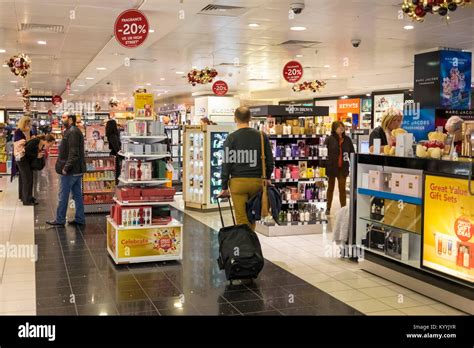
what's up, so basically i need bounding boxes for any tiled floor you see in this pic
[0,164,468,316]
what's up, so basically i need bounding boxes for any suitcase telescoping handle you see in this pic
[217,197,236,228]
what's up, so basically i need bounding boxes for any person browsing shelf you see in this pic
[369,108,403,151]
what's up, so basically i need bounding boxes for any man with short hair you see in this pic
[46,114,86,227]
[220,107,274,229]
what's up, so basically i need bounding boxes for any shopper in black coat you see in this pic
[324,121,355,214]
[105,118,122,181]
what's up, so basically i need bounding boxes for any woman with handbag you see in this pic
[13,116,33,202]
[20,134,55,206]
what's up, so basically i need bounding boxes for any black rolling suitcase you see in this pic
[217,198,264,282]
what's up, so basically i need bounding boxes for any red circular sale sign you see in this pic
[455,217,473,242]
[283,60,303,83]
[52,95,62,105]
[114,9,149,48]
[212,80,228,96]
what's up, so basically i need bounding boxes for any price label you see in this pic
[283,61,303,83]
[114,9,149,48]
[455,217,473,242]
[212,80,229,96]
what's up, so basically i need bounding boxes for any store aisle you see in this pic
[171,197,467,316]
[32,164,361,316]
[0,175,36,315]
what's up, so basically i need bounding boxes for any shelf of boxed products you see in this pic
[274,156,327,161]
[121,135,168,144]
[268,134,325,139]
[118,178,170,185]
[113,197,173,207]
[272,177,328,183]
[360,216,421,235]
[357,188,422,206]
[106,216,182,231]
[118,151,171,160]
[282,199,327,204]
[260,220,328,227]
[361,245,421,269]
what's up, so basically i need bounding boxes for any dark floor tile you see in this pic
[116,288,149,301]
[115,300,158,315]
[281,283,323,296]
[72,292,114,306]
[132,271,169,282]
[36,278,71,290]
[195,303,241,316]
[143,286,182,300]
[245,310,281,316]
[222,289,260,303]
[280,306,323,316]
[37,296,76,308]
[136,278,176,290]
[36,306,77,316]
[160,305,200,316]
[253,286,291,300]
[122,311,160,316]
[76,303,118,315]
[263,296,307,310]
[231,299,276,314]
[36,286,73,299]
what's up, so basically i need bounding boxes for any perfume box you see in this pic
[390,173,405,195]
[366,224,386,252]
[368,170,383,191]
[145,144,152,154]
[298,161,307,178]
[403,174,422,198]
[385,230,409,261]
[361,173,369,189]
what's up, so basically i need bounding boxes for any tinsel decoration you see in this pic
[187,67,218,86]
[292,80,327,93]
[402,0,472,22]
[94,102,101,112]
[20,87,31,112]
[5,53,31,78]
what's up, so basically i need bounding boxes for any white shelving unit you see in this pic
[108,129,182,264]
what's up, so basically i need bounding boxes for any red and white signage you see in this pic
[212,80,229,96]
[52,95,62,106]
[114,9,149,48]
[283,61,303,83]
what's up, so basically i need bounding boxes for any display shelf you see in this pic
[359,216,420,235]
[113,197,174,206]
[122,135,167,144]
[118,151,171,160]
[272,177,328,183]
[362,246,421,269]
[86,168,116,172]
[274,156,326,161]
[261,221,328,226]
[83,190,115,194]
[255,220,326,237]
[83,178,116,182]
[107,216,182,230]
[269,134,324,139]
[84,203,113,214]
[282,199,327,204]
[118,178,170,185]
[357,188,422,205]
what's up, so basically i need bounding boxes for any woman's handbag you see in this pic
[14,139,26,161]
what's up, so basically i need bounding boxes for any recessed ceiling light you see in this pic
[403,25,414,30]
[10,80,18,83]
[290,26,306,31]
[295,54,303,58]
[2,64,8,67]
[175,71,184,74]
[146,83,151,86]
[240,83,245,85]
[323,65,331,68]
[96,67,107,70]
[0,49,5,53]
[160,78,165,81]
[37,40,47,45]
[72,89,79,92]
[248,23,260,27]
[86,77,94,80]
[149,29,155,33]
[78,84,85,87]
[332,75,337,78]
[366,93,371,97]
[341,95,349,99]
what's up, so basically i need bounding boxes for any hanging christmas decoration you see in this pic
[4,53,32,78]
[187,67,218,86]
[401,0,472,22]
[94,102,102,112]
[292,80,327,93]
[109,97,119,108]
[20,87,32,112]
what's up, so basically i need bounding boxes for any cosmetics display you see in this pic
[86,158,115,171]
[82,155,116,213]
[271,138,328,160]
[83,171,115,182]
[183,125,235,211]
[107,120,182,264]
[276,204,328,225]
[279,182,327,202]
[0,131,7,173]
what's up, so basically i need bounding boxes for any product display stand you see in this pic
[165,125,183,193]
[0,130,7,174]
[249,105,330,237]
[107,121,182,264]
[83,152,116,213]
[183,124,235,211]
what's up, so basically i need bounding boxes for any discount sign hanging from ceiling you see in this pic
[212,80,229,96]
[114,9,149,48]
[283,61,303,83]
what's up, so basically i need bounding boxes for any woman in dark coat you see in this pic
[12,116,33,202]
[105,118,122,181]
[324,121,355,215]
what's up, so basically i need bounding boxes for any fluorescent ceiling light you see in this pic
[248,23,260,27]
[96,67,107,70]
[332,75,337,78]
[10,80,18,83]
[290,26,306,31]
[323,65,330,68]
[37,40,47,45]
[86,77,94,80]
[68,94,74,96]
[78,84,85,87]
[2,64,8,67]
[0,49,5,53]
[72,89,79,92]
[295,54,303,58]
[403,25,414,30]
[341,95,349,99]
[175,71,184,74]
[146,83,151,86]
[149,29,155,33]
[160,78,165,81]
[366,93,371,96]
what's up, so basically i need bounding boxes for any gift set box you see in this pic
[115,187,176,202]
[383,199,421,234]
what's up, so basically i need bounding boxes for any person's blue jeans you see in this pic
[56,174,85,225]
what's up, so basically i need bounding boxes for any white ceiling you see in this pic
[0,0,473,108]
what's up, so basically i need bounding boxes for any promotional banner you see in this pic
[134,93,154,119]
[114,9,149,48]
[86,125,106,152]
[402,107,436,141]
[373,93,404,127]
[440,50,472,110]
[212,80,228,96]
[414,51,441,108]
[283,61,303,83]
[423,175,474,283]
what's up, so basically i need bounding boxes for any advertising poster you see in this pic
[134,93,154,119]
[423,175,474,283]
[86,125,106,152]
[402,107,435,141]
[440,50,472,110]
[373,94,404,127]
[414,51,441,108]
[117,227,182,258]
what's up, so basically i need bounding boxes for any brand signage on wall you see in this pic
[337,98,360,114]
[114,9,149,48]
[440,50,472,110]
[283,61,303,83]
[30,95,53,103]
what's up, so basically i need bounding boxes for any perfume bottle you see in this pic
[463,247,470,268]
[286,210,292,223]
[285,145,292,158]
[299,209,305,222]
[137,160,142,181]
[129,164,136,180]
[437,238,442,255]
[304,207,310,222]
